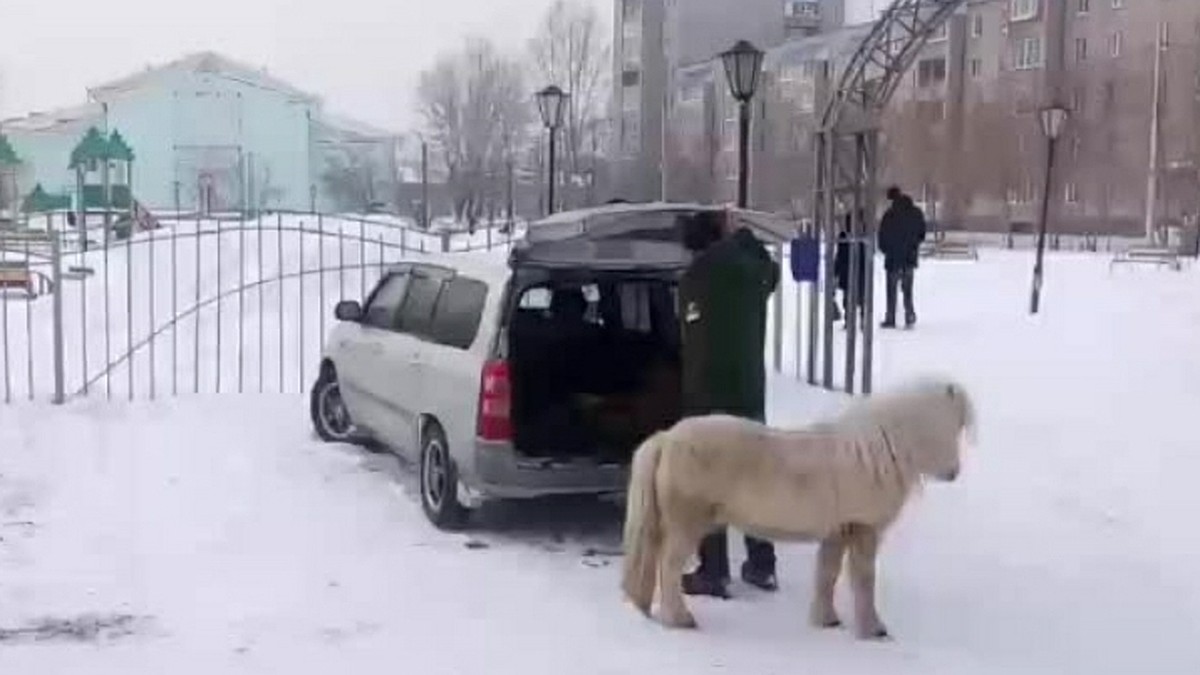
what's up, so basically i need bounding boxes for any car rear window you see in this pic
[431,276,488,350]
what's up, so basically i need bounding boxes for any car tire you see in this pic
[419,424,469,530]
[310,366,370,446]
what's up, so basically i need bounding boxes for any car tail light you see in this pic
[477,359,512,442]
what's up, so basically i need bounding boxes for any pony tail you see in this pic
[622,431,666,616]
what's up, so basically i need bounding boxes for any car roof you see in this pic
[517,202,800,270]
[385,250,511,287]
[528,201,799,245]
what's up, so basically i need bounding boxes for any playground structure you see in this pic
[813,0,971,395]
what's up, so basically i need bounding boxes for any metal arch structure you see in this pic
[811,0,970,396]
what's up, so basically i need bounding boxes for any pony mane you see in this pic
[832,378,974,479]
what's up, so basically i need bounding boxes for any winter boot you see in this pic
[740,561,778,592]
[682,571,731,599]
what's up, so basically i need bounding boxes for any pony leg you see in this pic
[847,524,890,640]
[657,532,698,629]
[810,529,848,629]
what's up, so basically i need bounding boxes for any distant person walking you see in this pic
[878,187,926,329]
[834,217,869,327]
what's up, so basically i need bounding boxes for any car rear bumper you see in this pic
[464,440,629,499]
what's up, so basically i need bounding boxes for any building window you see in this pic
[1078,0,1090,13]
[622,69,640,87]
[621,111,640,155]
[622,0,640,22]
[1071,87,1086,113]
[1010,0,1038,22]
[1064,182,1079,204]
[1075,37,1088,62]
[970,58,983,78]
[929,21,949,43]
[623,32,641,64]
[784,1,821,18]
[722,115,737,153]
[972,14,984,38]
[1070,136,1082,161]
[1015,37,1043,70]
[917,57,948,87]
[1109,31,1123,58]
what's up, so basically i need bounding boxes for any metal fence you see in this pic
[0,212,523,404]
[5,209,1145,406]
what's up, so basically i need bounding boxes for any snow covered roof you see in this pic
[764,22,874,69]
[313,112,399,143]
[0,102,104,134]
[88,51,320,104]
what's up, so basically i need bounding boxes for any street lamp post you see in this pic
[535,85,568,215]
[1030,105,1070,315]
[720,40,765,209]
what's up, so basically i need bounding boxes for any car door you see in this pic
[336,269,412,440]
[416,274,491,463]
[368,265,451,453]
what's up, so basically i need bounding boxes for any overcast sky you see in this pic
[0,0,874,132]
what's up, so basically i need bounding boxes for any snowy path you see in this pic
[1,250,1199,673]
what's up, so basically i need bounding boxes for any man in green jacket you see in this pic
[678,210,780,598]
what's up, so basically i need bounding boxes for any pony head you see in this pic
[872,378,976,483]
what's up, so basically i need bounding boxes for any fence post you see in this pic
[51,234,66,404]
[773,243,784,373]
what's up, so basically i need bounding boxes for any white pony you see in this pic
[621,378,976,639]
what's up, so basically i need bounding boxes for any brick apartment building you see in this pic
[631,0,1200,237]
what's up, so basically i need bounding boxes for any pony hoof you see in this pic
[861,628,890,641]
[662,614,698,630]
[810,609,842,629]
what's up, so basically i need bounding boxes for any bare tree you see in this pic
[418,38,531,226]
[320,146,378,213]
[529,0,611,207]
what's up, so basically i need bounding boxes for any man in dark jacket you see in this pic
[877,187,926,329]
[677,210,780,598]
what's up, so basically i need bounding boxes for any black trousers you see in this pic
[839,288,865,323]
[884,267,916,322]
[695,527,776,580]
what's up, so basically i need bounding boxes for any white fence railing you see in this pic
[0,212,524,404]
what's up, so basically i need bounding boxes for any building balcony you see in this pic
[784,1,822,33]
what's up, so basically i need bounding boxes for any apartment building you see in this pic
[610,0,847,202]
[661,23,869,211]
[887,0,1200,235]
[654,0,1200,237]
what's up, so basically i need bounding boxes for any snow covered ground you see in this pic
[1,249,1199,673]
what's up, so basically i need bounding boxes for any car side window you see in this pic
[362,273,411,330]
[396,272,444,337]
[431,276,488,350]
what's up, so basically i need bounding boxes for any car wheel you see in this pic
[311,366,366,445]
[419,424,469,530]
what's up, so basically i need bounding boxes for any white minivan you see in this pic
[310,203,790,529]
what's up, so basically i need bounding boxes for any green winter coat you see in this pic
[679,227,780,422]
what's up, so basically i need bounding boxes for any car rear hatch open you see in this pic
[499,203,799,466]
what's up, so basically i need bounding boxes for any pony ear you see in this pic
[946,384,956,399]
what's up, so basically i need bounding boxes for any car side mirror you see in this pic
[335,300,363,322]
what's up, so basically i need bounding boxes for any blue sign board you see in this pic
[790,234,820,283]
